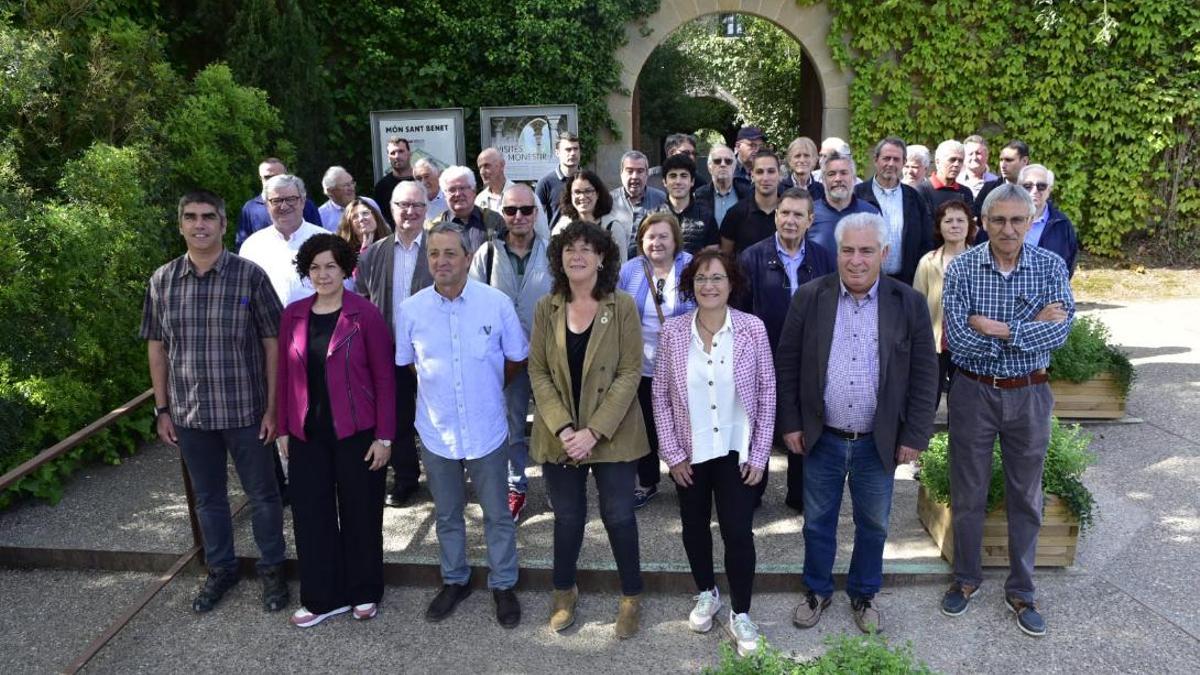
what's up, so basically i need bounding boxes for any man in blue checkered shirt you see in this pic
[938,183,1074,638]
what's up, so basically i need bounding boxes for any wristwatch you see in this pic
[155,405,170,417]
[376,439,392,448]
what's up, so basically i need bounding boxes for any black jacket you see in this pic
[736,236,835,351]
[853,181,934,285]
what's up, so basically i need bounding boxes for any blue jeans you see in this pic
[175,425,286,572]
[422,446,519,590]
[802,430,894,599]
[503,369,532,494]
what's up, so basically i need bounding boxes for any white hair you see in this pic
[321,165,349,190]
[264,174,305,200]
[823,151,857,180]
[391,180,427,203]
[1018,163,1055,189]
[413,158,440,175]
[834,212,886,249]
[935,139,965,164]
[439,165,476,192]
[907,144,931,168]
[981,182,1036,219]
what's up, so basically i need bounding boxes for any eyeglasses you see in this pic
[501,205,537,216]
[1021,182,1050,193]
[693,274,728,286]
[267,196,301,207]
[393,200,427,209]
[572,188,597,197]
[710,157,734,165]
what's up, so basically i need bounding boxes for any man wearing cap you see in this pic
[733,127,766,189]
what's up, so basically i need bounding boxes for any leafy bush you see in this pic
[918,419,1097,531]
[706,633,936,674]
[1049,315,1135,398]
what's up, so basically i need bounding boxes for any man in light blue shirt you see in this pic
[395,222,529,628]
[316,166,380,231]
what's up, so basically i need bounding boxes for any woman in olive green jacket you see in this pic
[529,220,649,639]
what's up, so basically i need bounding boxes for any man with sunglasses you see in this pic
[974,164,1078,277]
[695,144,752,228]
[475,147,549,240]
[469,183,552,522]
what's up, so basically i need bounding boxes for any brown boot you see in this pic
[615,595,641,639]
[548,586,578,632]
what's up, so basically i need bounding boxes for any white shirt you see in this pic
[686,312,750,466]
[238,221,326,305]
[392,231,424,339]
[640,265,677,377]
[427,191,449,222]
[475,179,550,240]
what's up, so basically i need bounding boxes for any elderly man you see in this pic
[809,153,881,254]
[903,144,935,212]
[957,135,999,198]
[535,132,581,222]
[373,136,414,226]
[777,212,938,635]
[974,140,1030,222]
[780,136,826,201]
[647,133,709,191]
[814,137,863,186]
[853,137,934,285]
[429,165,503,253]
[611,150,667,254]
[695,143,752,228]
[317,166,380,231]
[239,174,327,306]
[469,183,553,521]
[357,181,434,507]
[719,150,781,255]
[929,140,976,213]
[236,157,322,247]
[142,190,288,614]
[655,154,719,253]
[733,127,766,187]
[413,159,449,221]
[978,164,1079,277]
[475,148,549,239]
[396,222,529,628]
[939,184,1074,637]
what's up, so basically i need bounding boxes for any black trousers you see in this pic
[636,377,662,489]
[750,441,803,509]
[289,428,385,614]
[390,365,421,491]
[937,350,957,411]
[674,451,757,613]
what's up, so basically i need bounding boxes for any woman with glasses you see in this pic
[617,213,695,510]
[651,250,774,657]
[529,221,648,638]
[914,200,976,408]
[553,169,630,265]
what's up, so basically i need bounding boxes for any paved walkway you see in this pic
[2,298,1199,673]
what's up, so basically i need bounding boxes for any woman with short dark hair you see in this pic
[276,234,395,628]
[529,221,647,638]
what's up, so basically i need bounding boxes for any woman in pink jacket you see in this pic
[276,234,396,628]
[652,249,775,657]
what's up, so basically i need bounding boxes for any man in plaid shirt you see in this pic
[141,190,289,615]
[939,182,1075,637]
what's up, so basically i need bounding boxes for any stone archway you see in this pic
[597,0,850,185]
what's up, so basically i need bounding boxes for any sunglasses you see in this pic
[1021,182,1050,193]
[710,158,734,165]
[501,205,537,216]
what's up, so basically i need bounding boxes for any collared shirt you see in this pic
[943,243,1075,377]
[640,265,678,376]
[395,280,529,460]
[317,196,381,232]
[718,197,777,254]
[235,195,322,248]
[687,311,750,466]
[957,170,999,198]
[238,221,326,305]
[425,191,448,222]
[823,280,880,433]
[712,184,740,226]
[774,233,807,296]
[871,178,905,275]
[392,231,423,339]
[140,250,283,430]
[476,179,550,240]
[1025,205,1050,246]
[535,166,572,221]
[810,196,881,253]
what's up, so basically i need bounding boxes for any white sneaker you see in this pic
[726,610,761,656]
[289,605,350,628]
[688,589,722,633]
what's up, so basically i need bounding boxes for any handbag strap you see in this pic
[642,257,666,325]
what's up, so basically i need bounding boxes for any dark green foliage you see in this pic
[706,633,937,674]
[918,420,1097,531]
[1049,315,1135,399]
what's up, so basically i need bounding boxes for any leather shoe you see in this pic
[494,588,521,628]
[386,485,417,508]
[260,565,289,612]
[192,568,239,613]
[425,583,472,622]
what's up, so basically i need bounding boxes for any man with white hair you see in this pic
[611,150,668,253]
[957,135,998,198]
[814,137,862,186]
[476,148,549,239]
[975,164,1079,277]
[239,174,326,305]
[809,152,880,253]
[902,144,935,212]
[317,166,380,231]
[236,157,322,247]
[777,212,937,635]
[414,158,449,221]
[929,140,975,214]
[429,165,503,253]
[695,143,752,228]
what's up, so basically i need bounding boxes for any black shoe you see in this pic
[192,568,239,613]
[386,485,417,508]
[260,566,290,612]
[425,583,472,623]
[633,485,658,510]
[784,498,804,514]
[493,588,521,629]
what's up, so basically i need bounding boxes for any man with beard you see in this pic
[374,136,414,227]
[853,137,934,285]
[809,153,880,253]
[535,132,581,223]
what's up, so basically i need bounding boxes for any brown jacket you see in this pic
[529,291,649,465]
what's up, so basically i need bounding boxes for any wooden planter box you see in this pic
[1050,371,1126,420]
[917,485,1079,567]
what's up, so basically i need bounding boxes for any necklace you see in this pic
[696,316,722,336]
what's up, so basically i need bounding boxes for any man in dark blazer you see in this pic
[853,137,934,286]
[357,180,435,507]
[775,212,938,635]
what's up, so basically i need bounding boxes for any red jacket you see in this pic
[276,291,396,441]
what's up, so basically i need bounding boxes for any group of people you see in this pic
[140,126,1076,655]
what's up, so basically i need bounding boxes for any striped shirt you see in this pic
[943,242,1074,377]
[823,280,880,433]
[140,250,283,430]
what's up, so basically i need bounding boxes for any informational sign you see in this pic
[370,108,466,183]
[479,105,579,182]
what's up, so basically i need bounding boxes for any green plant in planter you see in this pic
[917,419,1097,531]
[1049,315,1135,399]
[705,632,937,674]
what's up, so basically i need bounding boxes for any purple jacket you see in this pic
[276,291,396,442]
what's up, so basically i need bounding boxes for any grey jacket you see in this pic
[468,235,553,338]
[355,232,434,338]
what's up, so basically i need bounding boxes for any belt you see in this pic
[824,426,872,441]
[958,368,1049,389]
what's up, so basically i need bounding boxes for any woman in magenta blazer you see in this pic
[651,249,775,657]
[276,234,396,628]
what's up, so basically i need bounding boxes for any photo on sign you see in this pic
[480,105,578,182]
